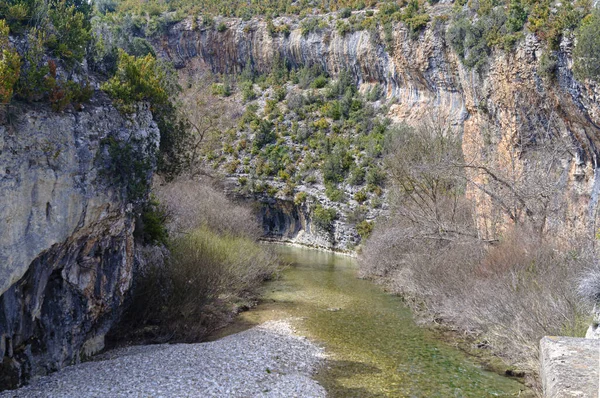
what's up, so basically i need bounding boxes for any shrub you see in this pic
[300,17,320,37]
[155,177,262,238]
[217,21,227,32]
[294,191,308,206]
[538,51,558,81]
[0,20,21,105]
[253,119,275,149]
[573,10,600,82]
[325,183,345,202]
[365,166,385,186]
[356,220,373,239]
[339,7,351,19]
[240,80,256,102]
[312,204,337,232]
[210,82,231,97]
[354,189,368,203]
[102,136,152,203]
[123,225,279,342]
[347,166,365,185]
[322,147,353,183]
[311,74,328,89]
[136,195,169,246]
[101,49,169,111]
[47,0,91,63]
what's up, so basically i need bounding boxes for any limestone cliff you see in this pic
[0,98,159,388]
[159,12,600,241]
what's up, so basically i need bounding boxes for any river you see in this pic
[210,245,528,397]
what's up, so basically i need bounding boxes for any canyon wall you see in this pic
[0,99,158,388]
[159,14,600,241]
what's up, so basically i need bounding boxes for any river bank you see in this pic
[0,320,326,398]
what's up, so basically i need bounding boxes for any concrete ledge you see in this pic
[540,336,600,398]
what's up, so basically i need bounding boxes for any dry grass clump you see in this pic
[361,216,592,386]
[118,177,279,342]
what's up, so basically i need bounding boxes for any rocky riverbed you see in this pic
[0,320,326,398]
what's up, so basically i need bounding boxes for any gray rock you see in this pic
[540,336,600,398]
[0,320,326,398]
[0,100,159,389]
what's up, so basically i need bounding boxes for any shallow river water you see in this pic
[211,245,527,397]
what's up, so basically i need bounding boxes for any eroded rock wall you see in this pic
[160,15,600,240]
[0,100,159,388]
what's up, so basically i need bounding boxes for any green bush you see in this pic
[240,80,256,102]
[574,10,600,82]
[339,7,351,19]
[47,0,91,63]
[356,220,373,239]
[136,195,169,245]
[311,74,328,89]
[300,17,320,37]
[125,226,279,341]
[294,191,308,206]
[217,21,227,32]
[366,167,385,187]
[322,147,353,183]
[325,183,345,202]
[102,136,152,203]
[538,51,557,81]
[354,189,368,203]
[347,166,366,185]
[400,0,429,37]
[101,49,169,111]
[0,20,21,105]
[312,204,337,232]
[253,119,275,149]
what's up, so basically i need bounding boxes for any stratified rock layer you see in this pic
[160,14,600,244]
[0,100,159,389]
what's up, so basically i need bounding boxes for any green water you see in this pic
[213,245,528,397]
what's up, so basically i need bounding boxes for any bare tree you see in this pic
[384,114,477,243]
[462,108,575,239]
[175,73,239,176]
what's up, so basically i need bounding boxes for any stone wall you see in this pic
[540,337,600,398]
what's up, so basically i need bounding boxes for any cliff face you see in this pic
[0,100,159,388]
[160,14,600,240]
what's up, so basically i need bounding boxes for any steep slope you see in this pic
[159,12,600,240]
[0,99,159,388]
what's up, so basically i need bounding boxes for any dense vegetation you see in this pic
[174,63,387,239]
[117,177,280,342]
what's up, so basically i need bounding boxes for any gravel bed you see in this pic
[1,320,326,398]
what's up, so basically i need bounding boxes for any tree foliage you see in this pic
[0,20,21,104]
[573,9,600,82]
[101,49,169,111]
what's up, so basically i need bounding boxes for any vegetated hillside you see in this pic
[109,0,600,389]
[138,0,600,248]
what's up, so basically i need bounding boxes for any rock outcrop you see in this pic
[0,98,159,389]
[159,13,600,240]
